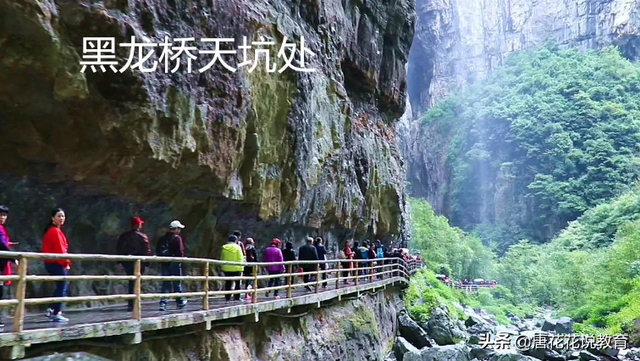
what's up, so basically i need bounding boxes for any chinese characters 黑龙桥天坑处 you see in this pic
[78,35,317,74]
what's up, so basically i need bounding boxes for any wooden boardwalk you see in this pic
[0,250,420,359]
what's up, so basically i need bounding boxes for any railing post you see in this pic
[252,264,258,304]
[202,262,209,310]
[133,259,141,321]
[336,262,341,289]
[286,264,292,298]
[369,261,374,283]
[12,257,27,333]
[315,262,320,293]
[355,260,359,286]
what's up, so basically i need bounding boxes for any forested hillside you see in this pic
[419,43,640,251]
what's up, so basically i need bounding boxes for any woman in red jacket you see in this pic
[41,208,70,323]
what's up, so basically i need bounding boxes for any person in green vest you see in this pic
[220,235,245,303]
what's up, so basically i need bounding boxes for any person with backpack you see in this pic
[220,235,244,303]
[116,216,151,312]
[156,220,187,311]
[243,238,258,289]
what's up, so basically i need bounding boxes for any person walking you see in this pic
[282,241,297,286]
[243,238,258,289]
[116,216,151,312]
[298,237,318,291]
[42,208,71,323]
[263,238,285,298]
[314,237,328,288]
[156,220,187,311]
[340,241,354,284]
[220,235,244,303]
[0,205,16,328]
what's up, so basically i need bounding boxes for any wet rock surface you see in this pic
[392,303,638,361]
[0,0,414,300]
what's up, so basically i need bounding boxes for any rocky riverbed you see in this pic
[388,303,640,361]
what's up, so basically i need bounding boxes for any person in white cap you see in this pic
[155,220,187,311]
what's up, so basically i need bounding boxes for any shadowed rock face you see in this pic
[402,0,640,216]
[0,0,414,297]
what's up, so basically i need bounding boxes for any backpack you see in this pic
[360,247,369,260]
[156,234,176,257]
[339,250,347,259]
[376,246,384,259]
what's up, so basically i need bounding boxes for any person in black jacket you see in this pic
[244,238,258,289]
[298,237,318,291]
[282,241,297,285]
[314,237,328,288]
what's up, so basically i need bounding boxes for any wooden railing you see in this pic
[0,251,421,334]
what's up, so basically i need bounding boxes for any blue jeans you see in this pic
[160,263,184,305]
[44,263,68,315]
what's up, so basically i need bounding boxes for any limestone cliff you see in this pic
[0,0,414,296]
[25,290,403,361]
[402,0,640,214]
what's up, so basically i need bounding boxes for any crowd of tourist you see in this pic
[0,206,418,326]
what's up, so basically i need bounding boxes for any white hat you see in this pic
[169,220,185,229]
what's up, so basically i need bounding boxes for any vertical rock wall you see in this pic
[403,0,640,216]
[0,0,414,298]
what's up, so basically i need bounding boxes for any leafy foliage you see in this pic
[420,44,640,250]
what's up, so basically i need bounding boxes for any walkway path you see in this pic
[0,250,420,359]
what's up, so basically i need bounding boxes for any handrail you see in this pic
[0,250,422,335]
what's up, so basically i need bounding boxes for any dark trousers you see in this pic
[319,264,327,286]
[160,262,184,305]
[267,270,282,296]
[122,261,147,308]
[243,267,254,288]
[45,263,68,315]
[341,262,351,279]
[223,271,241,301]
[302,267,315,286]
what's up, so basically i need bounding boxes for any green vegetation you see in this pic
[421,42,640,251]
[408,44,640,334]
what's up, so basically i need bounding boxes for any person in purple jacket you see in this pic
[263,238,285,299]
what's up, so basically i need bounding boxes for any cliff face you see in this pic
[0,0,414,295]
[403,0,640,214]
[26,290,403,361]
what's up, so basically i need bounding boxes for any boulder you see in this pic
[469,344,497,360]
[541,319,557,332]
[395,336,422,361]
[488,351,540,361]
[425,307,468,345]
[404,344,471,361]
[555,317,573,334]
[466,314,487,328]
[578,351,599,361]
[523,348,564,361]
[398,310,434,349]
[630,317,640,347]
